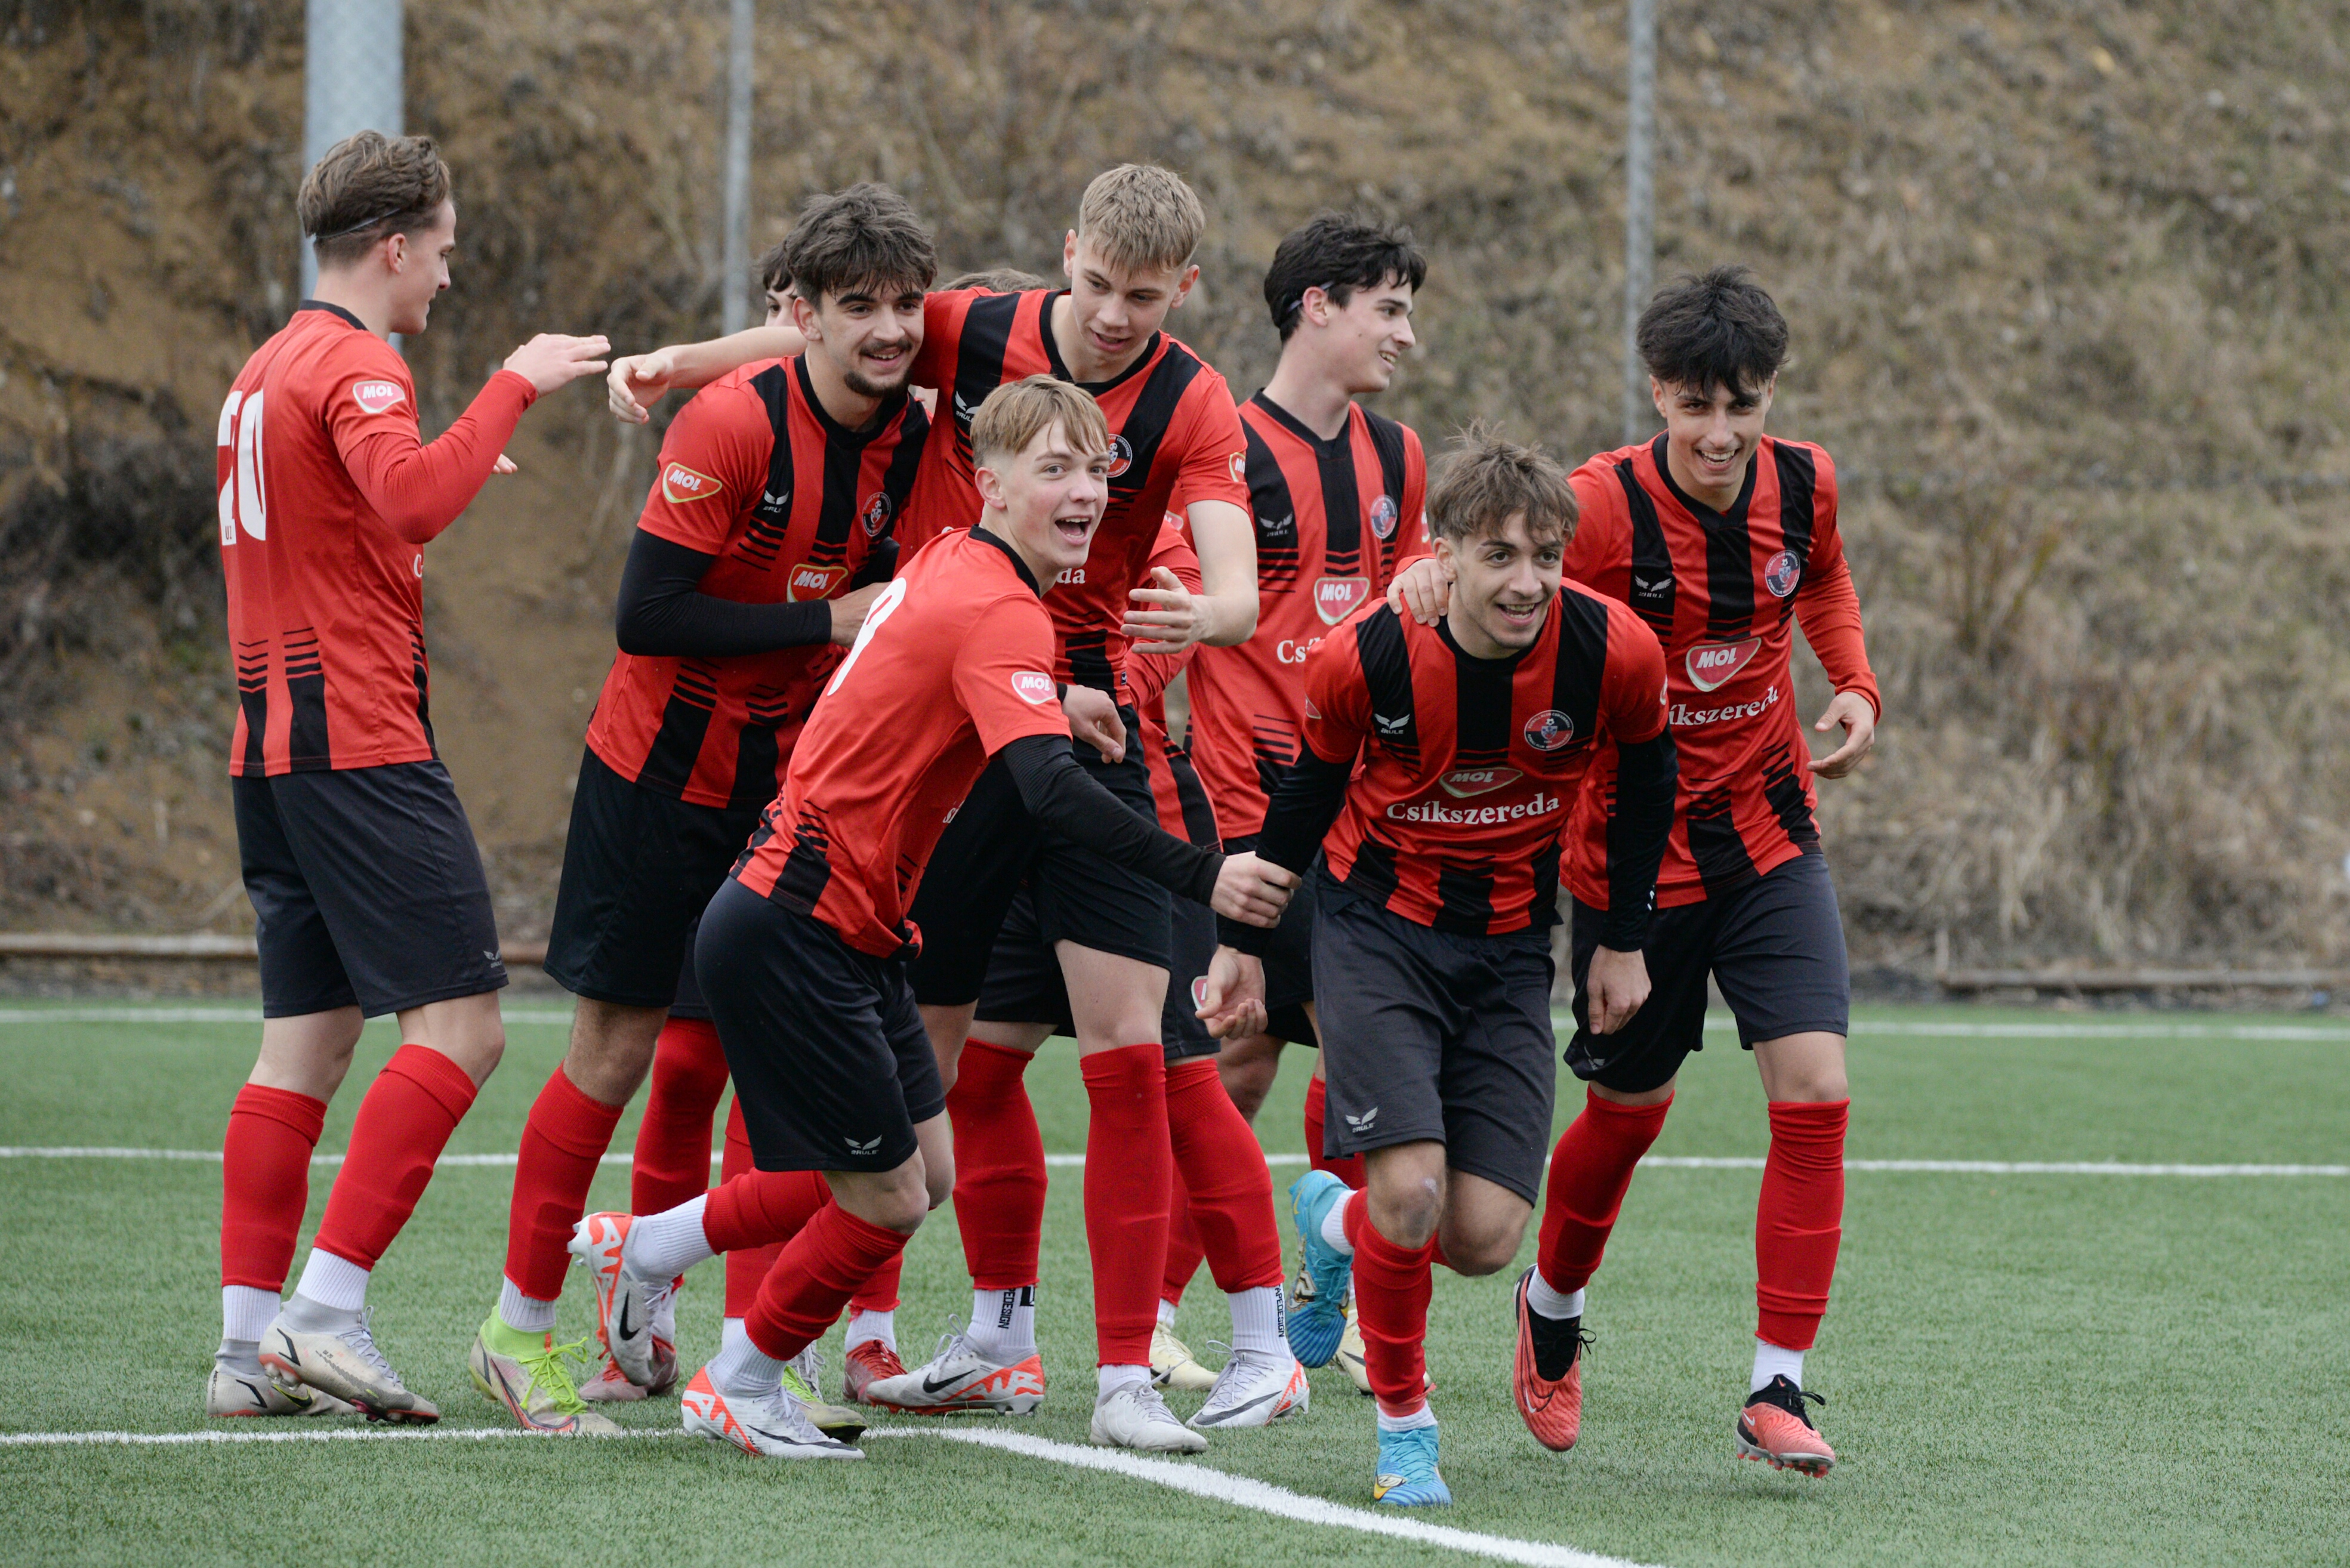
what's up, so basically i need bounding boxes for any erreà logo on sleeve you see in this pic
[351,380,406,415]
[787,564,847,601]
[1011,671,1056,705]
[662,463,723,504]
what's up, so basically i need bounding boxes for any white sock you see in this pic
[1752,1338,1805,1393]
[1156,1298,1179,1330]
[1376,1402,1438,1433]
[1524,1269,1584,1322]
[1319,1194,1355,1256]
[721,1316,750,1357]
[845,1309,896,1351]
[293,1248,369,1314]
[1228,1286,1287,1357]
[707,1332,784,1400]
[496,1276,557,1335]
[221,1285,279,1347]
[1097,1363,1151,1397]
[963,1285,1036,1359]
[625,1195,715,1282]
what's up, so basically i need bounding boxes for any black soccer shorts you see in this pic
[1311,881,1558,1204]
[1563,848,1851,1096]
[234,760,507,1018]
[976,884,1220,1063]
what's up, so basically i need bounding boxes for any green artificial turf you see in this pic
[1,1001,2345,1566]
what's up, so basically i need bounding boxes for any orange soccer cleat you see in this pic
[1736,1375,1836,1476]
[1510,1268,1592,1452]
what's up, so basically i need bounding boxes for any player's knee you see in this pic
[1367,1187,1442,1250]
[1438,1221,1522,1277]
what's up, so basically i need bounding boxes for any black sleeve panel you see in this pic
[613,529,833,658]
[998,734,1223,906]
[1600,729,1677,950]
[1216,748,1352,956]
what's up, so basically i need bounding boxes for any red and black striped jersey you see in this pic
[900,287,1248,692]
[1558,434,1880,909]
[585,356,926,810]
[730,528,1071,959]
[215,303,538,775]
[1127,516,1219,848]
[1298,591,1668,936]
[1183,394,1429,840]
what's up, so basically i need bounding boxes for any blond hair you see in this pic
[1426,422,1578,547]
[300,131,451,267]
[971,376,1111,470]
[1075,164,1206,274]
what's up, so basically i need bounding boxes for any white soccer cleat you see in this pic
[568,1212,670,1390]
[1188,1347,1310,1430]
[1091,1381,1208,1453]
[260,1310,439,1424]
[1151,1322,1219,1392]
[205,1362,359,1419]
[680,1368,863,1459]
[1336,1299,1373,1396]
[863,1323,1046,1415]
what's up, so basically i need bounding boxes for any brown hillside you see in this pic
[6,0,2350,973]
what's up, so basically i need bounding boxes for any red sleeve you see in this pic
[1562,458,1630,589]
[956,595,1077,755]
[1397,423,1431,566]
[1170,376,1250,514]
[637,377,772,554]
[1124,516,1203,708]
[1297,613,1378,766]
[326,341,537,546]
[1790,452,1881,718]
[1598,603,1669,744]
[909,291,977,403]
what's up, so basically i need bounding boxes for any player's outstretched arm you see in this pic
[1384,554,1450,625]
[613,530,850,657]
[1124,499,1259,652]
[1195,946,1269,1039]
[606,325,805,424]
[1587,729,1677,1034]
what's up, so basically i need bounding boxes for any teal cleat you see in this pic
[1285,1170,1354,1368]
[1373,1422,1451,1507]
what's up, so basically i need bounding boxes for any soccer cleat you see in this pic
[1151,1322,1218,1393]
[1373,1423,1452,1507]
[568,1212,670,1390]
[576,1338,678,1403]
[1090,1381,1208,1453]
[1336,1300,1373,1395]
[680,1368,863,1459]
[840,1338,909,1406]
[1512,1268,1592,1452]
[862,1322,1046,1415]
[1188,1347,1309,1430]
[205,1362,359,1419]
[467,1320,622,1436]
[1285,1171,1354,1368]
[260,1308,439,1425]
[780,1345,868,1443]
[1737,1375,1836,1476]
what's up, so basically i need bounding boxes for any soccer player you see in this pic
[1393,267,1876,1474]
[208,131,607,1422]
[570,377,1295,1458]
[1226,428,1675,1505]
[470,184,933,1434]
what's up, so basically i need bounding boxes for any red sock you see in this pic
[312,1044,478,1271]
[1081,1044,1173,1366]
[1161,1180,1205,1306]
[745,1201,911,1363]
[1755,1100,1848,1351]
[711,1098,815,1318]
[631,1017,728,1218]
[221,1084,327,1291]
[502,1068,625,1301]
[1166,1055,1283,1292]
[948,1041,1047,1291]
[850,1251,903,1316]
[1343,1189,1437,1416]
[1536,1087,1672,1292]
[1303,1075,1365,1189]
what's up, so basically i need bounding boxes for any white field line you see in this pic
[0,1422,1655,1568]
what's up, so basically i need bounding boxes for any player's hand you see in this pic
[827,583,887,647]
[1384,555,1450,625]
[492,452,517,476]
[1210,851,1298,928]
[1194,946,1269,1039]
[1122,567,1212,655]
[503,334,610,396]
[1582,944,1651,1036]
[1062,684,1127,764]
[1811,690,1878,779]
[605,348,683,424]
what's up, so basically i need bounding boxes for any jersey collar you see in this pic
[970,526,1044,598]
[1247,390,1356,456]
[792,354,906,443]
[296,300,368,332]
[1435,601,1546,672]
[1648,430,1758,527]
[1038,290,1162,395]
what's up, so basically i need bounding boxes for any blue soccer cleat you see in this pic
[1373,1422,1452,1507]
[1285,1170,1355,1368]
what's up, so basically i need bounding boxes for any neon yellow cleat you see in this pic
[467,1318,622,1436]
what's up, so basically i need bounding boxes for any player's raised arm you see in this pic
[1125,394,1259,652]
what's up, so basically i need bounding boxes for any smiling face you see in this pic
[1652,373,1774,508]
[977,419,1112,583]
[795,278,926,399]
[1060,233,1195,372]
[1437,510,1562,658]
[1311,278,1417,395]
[384,200,456,336]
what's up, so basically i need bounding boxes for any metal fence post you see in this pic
[301,0,405,300]
[721,0,754,334]
[1622,0,1656,445]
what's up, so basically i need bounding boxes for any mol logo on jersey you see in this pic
[351,379,406,416]
[1685,637,1761,692]
[1315,576,1370,626]
[662,463,723,505]
[1228,451,1247,486]
[1523,709,1575,752]
[1439,766,1521,798]
[787,563,847,601]
[1010,671,1056,705]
